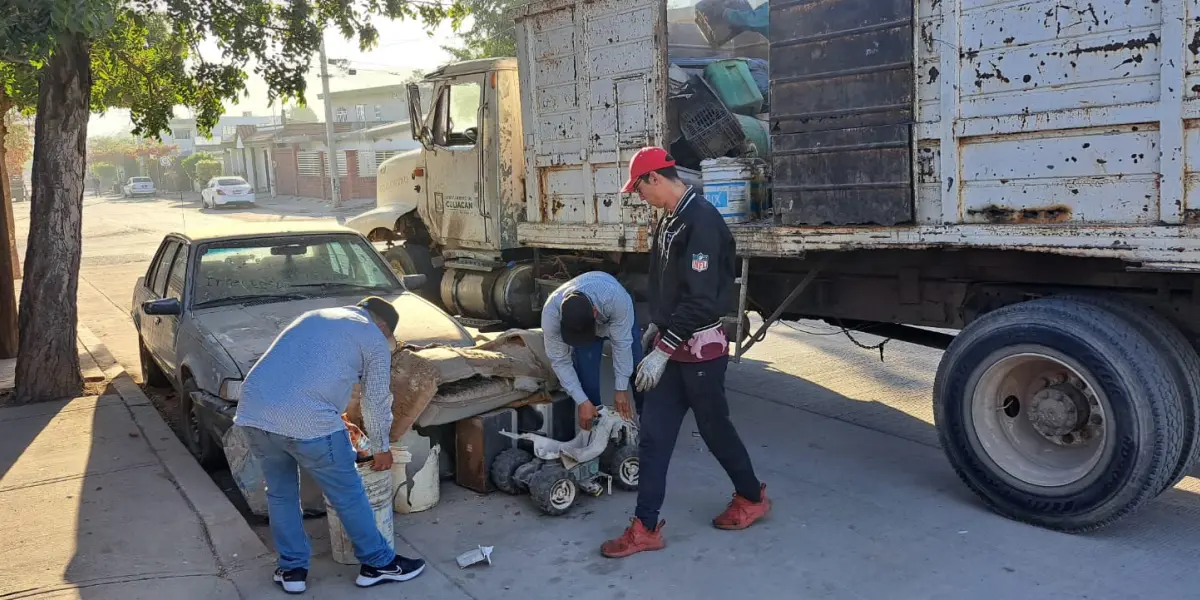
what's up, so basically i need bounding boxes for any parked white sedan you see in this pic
[122,176,156,198]
[201,176,256,209]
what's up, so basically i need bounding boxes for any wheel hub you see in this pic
[1027,383,1091,439]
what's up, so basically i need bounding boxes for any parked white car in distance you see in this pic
[122,176,155,198]
[201,176,256,209]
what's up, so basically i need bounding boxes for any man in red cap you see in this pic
[600,147,770,559]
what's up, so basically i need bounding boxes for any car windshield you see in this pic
[192,235,398,307]
[132,177,152,183]
[215,177,247,186]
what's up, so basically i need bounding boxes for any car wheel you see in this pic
[138,337,171,388]
[180,378,224,468]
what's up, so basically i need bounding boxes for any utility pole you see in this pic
[318,37,342,208]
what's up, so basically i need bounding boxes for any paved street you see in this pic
[12,193,1200,597]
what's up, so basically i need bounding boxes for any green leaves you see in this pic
[442,0,516,61]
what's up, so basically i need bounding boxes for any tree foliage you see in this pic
[285,104,319,123]
[2,112,31,177]
[90,161,118,184]
[0,0,468,403]
[443,0,518,61]
[194,159,222,184]
[181,151,220,182]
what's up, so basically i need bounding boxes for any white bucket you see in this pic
[326,462,395,565]
[392,444,442,514]
[701,158,755,224]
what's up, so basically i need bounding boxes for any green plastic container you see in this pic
[735,114,770,156]
[704,59,764,116]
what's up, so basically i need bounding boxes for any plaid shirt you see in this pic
[235,306,394,454]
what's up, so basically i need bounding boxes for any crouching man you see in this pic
[542,271,644,427]
[233,297,424,593]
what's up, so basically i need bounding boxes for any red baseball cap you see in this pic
[621,146,676,193]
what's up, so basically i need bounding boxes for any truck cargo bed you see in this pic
[514,0,1200,270]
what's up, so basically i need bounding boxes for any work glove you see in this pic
[635,348,671,392]
[641,323,659,355]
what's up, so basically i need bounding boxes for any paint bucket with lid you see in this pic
[701,158,756,224]
[327,460,395,565]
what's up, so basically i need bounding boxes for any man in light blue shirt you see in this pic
[234,297,424,593]
[541,272,644,429]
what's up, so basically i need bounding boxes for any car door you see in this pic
[159,241,190,374]
[141,240,181,363]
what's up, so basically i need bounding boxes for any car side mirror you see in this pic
[400,274,427,291]
[143,298,182,316]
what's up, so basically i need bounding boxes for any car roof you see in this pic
[168,221,362,244]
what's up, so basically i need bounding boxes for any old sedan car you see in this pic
[131,222,474,465]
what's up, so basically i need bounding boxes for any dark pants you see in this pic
[635,355,760,529]
[571,321,646,416]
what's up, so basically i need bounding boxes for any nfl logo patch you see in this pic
[691,253,709,272]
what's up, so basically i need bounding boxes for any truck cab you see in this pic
[345,58,538,328]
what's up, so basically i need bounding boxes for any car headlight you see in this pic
[219,379,243,401]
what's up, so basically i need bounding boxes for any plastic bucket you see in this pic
[704,59,764,116]
[735,114,770,157]
[701,158,756,224]
[326,462,395,565]
[392,444,442,514]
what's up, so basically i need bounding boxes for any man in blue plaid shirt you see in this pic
[234,296,424,593]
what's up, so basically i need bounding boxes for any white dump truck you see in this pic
[345,0,1200,532]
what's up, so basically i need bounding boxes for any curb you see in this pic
[76,325,274,577]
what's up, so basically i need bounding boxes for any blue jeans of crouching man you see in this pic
[571,320,647,416]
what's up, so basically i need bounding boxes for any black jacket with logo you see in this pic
[648,186,736,354]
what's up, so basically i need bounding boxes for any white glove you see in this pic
[635,348,671,392]
[641,323,659,355]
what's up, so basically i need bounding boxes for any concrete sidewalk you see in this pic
[0,330,277,600]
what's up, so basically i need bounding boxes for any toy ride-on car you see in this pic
[490,407,639,516]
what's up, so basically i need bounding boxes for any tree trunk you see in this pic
[12,33,90,403]
[0,96,18,359]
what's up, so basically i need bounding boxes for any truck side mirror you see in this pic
[406,83,430,148]
[401,274,427,291]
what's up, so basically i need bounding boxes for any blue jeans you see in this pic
[571,321,646,416]
[243,426,395,571]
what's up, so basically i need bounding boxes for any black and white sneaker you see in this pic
[355,555,426,587]
[273,567,308,594]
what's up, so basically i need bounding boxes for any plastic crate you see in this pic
[677,76,746,160]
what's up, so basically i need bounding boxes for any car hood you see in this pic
[193,293,472,377]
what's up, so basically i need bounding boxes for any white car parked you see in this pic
[122,176,156,198]
[201,176,256,209]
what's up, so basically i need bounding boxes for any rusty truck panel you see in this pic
[515,0,1200,269]
[514,0,667,244]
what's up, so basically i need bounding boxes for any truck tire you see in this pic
[933,297,1185,532]
[384,244,443,306]
[1054,293,1200,494]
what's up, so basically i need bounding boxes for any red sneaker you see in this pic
[712,483,771,530]
[600,518,666,558]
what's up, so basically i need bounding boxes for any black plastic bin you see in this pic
[676,75,746,160]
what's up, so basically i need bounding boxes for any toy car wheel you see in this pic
[491,447,534,495]
[608,444,639,491]
[529,466,577,516]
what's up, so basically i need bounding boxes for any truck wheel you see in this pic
[604,444,639,491]
[491,447,534,495]
[934,297,1185,532]
[139,337,170,388]
[180,378,224,469]
[529,465,577,516]
[1054,294,1200,494]
[385,244,443,306]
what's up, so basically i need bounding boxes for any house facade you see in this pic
[164,113,280,156]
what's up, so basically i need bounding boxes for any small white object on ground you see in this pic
[456,545,494,568]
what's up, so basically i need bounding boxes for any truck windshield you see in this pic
[193,235,398,307]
